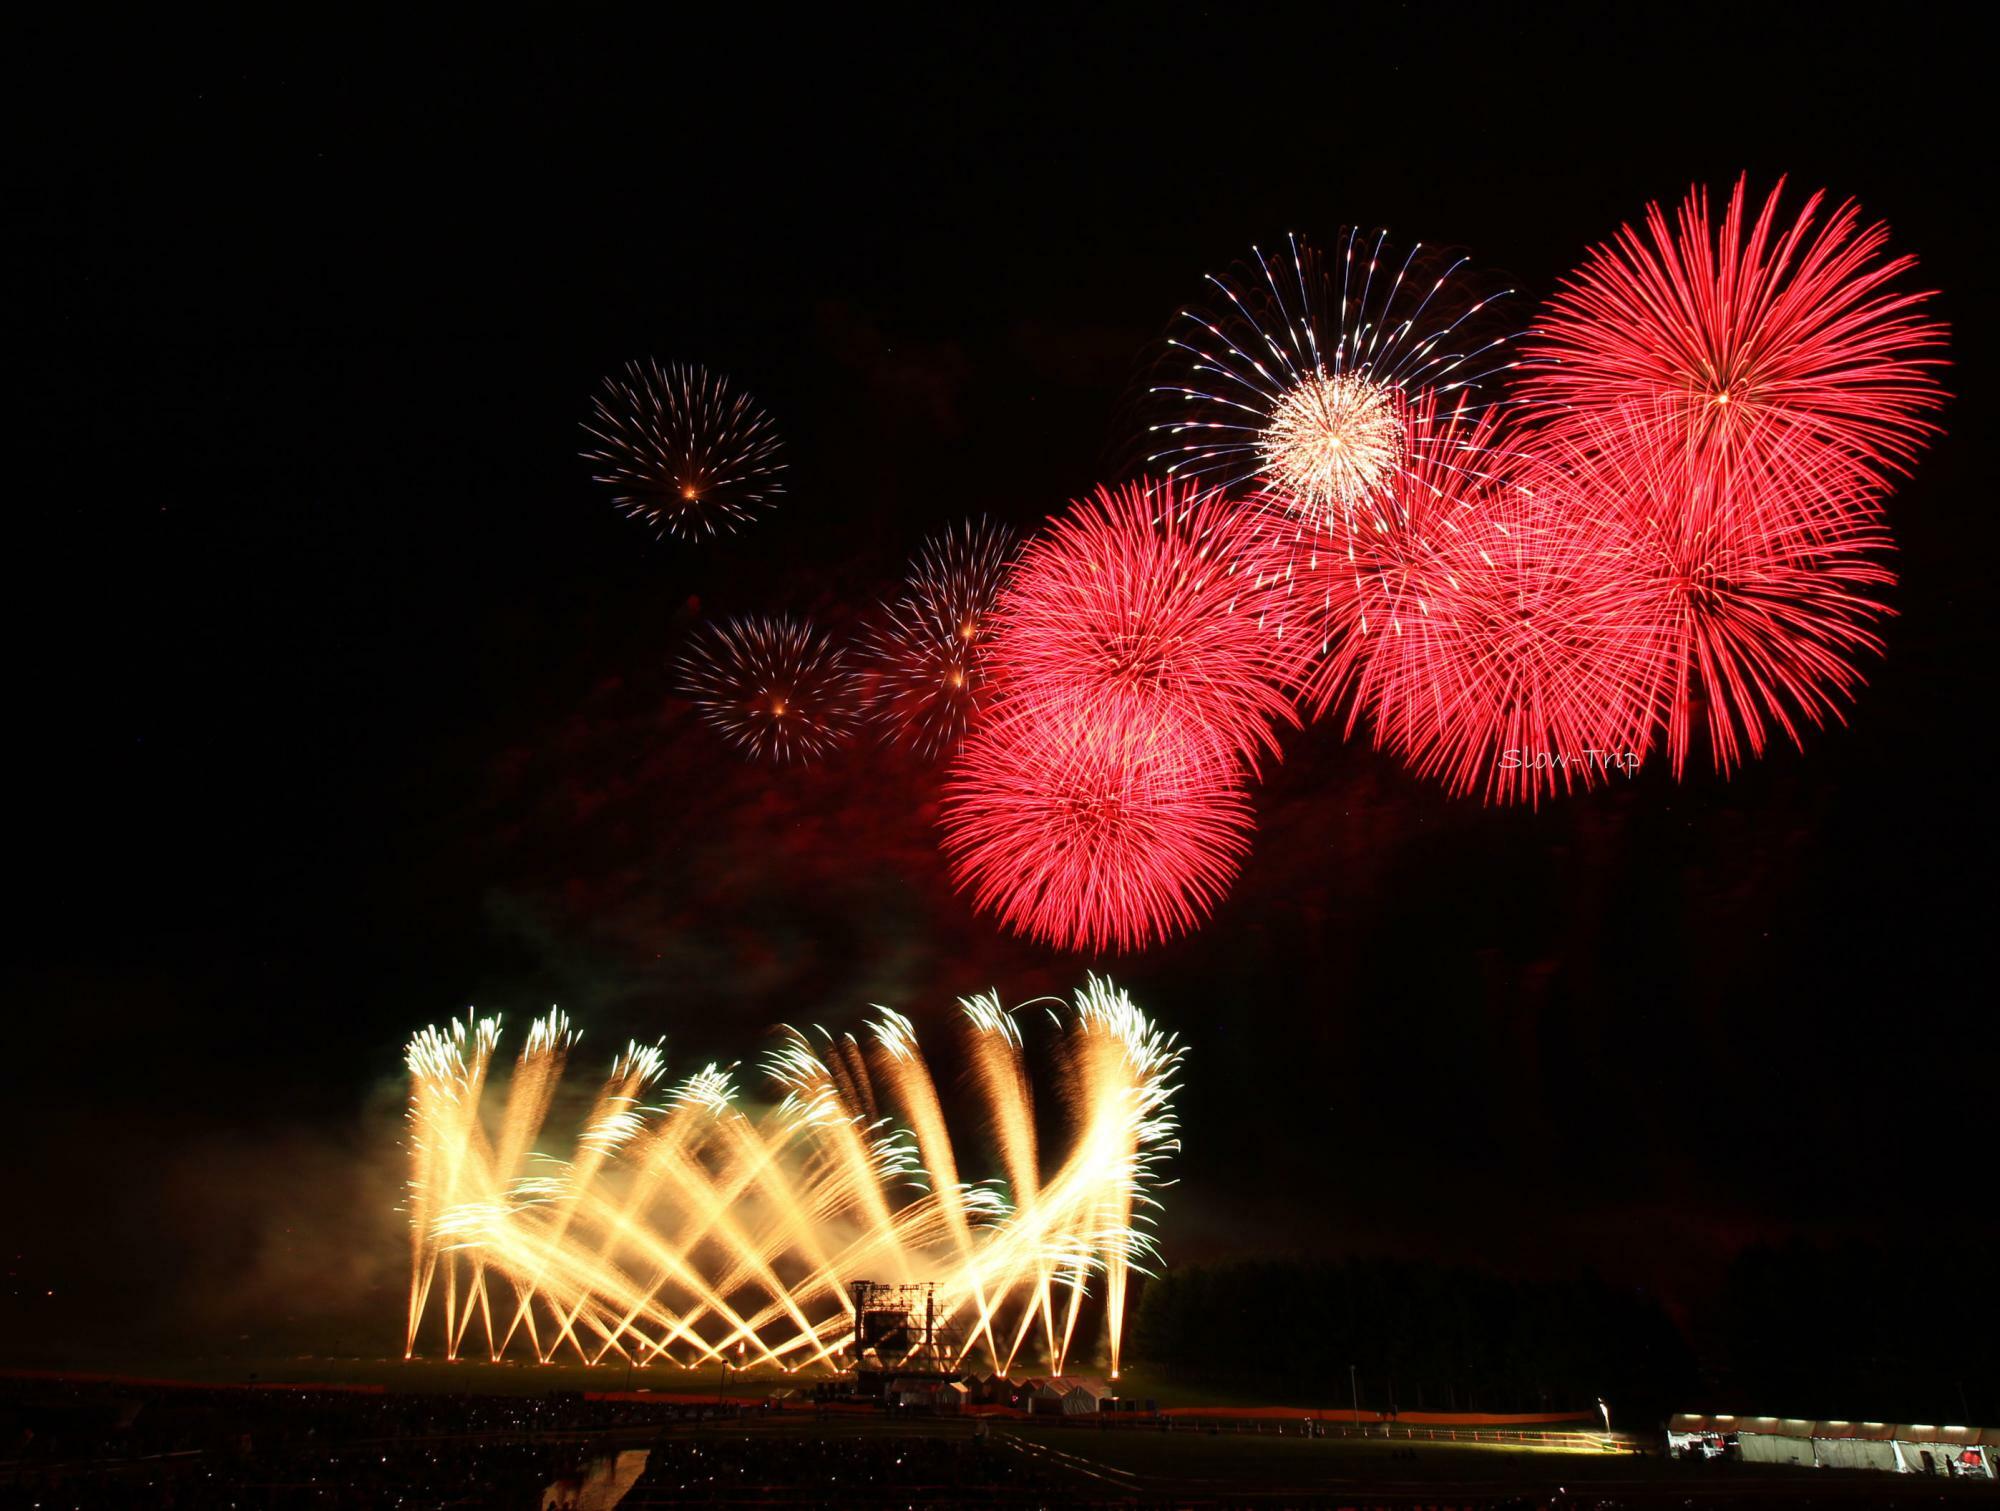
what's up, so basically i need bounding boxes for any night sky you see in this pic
[9,11,1988,1367]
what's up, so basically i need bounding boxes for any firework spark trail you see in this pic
[960,992,1063,1370]
[1334,423,1681,806]
[1149,230,1516,535]
[940,699,1255,955]
[404,978,1181,1380]
[1265,392,1507,729]
[926,485,1285,949]
[1517,175,1947,519]
[1340,401,1897,798]
[860,518,1019,758]
[862,1010,1009,1367]
[1557,409,1897,777]
[582,360,786,540]
[676,614,860,763]
[984,478,1309,771]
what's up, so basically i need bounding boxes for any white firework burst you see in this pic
[1148,230,1516,532]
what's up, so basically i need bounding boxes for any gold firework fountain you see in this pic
[401,976,1180,1381]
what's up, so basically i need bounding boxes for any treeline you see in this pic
[1128,1255,1694,1421]
[1129,1237,2000,1427]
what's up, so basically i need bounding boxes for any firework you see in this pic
[403,978,1181,1380]
[1148,230,1514,532]
[1357,437,1676,804]
[859,518,1019,757]
[1555,410,1897,777]
[676,615,859,762]
[582,360,786,540]
[1518,176,1947,521]
[939,700,1253,954]
[1270,392,1508,726]
[987,478,1306,771]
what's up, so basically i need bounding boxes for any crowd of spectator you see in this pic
[0,1378,1068,1507]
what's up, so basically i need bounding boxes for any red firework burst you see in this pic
[676,615,859,763]
[1272,393,1510,726]
[582,360,786,540]
[1358,439,1676,805]
[860,518,1018,758]
[988,479,1307,771]
[1518,176,1947,517]
[1556,411,1898,777]
[940,701,1252,954]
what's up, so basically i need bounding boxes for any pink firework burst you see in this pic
[860,518,1019,758]
[1268,392,1510,727]
[987,478,1308,771]
[582,360,786,540]
[1518,175,1947,520]
[940,700,1253,954]
[1358,437,1677,805]
[676,614,859,763]
[1558,411,1898,777]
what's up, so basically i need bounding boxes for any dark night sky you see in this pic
[7,10,1990,1363]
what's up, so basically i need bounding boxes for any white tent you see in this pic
[1023,1374,1106,1415]
[1668,1413,1998,1479]
[1893,1426,1999,1479]
[1810,1422,1898,1473]
[1735,1418,1815,1467]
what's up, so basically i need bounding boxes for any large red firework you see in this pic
[940,700,1253,954]
[675,614,859,763]
[1518,176,1947,522]
[1340,406,1895,799]
[1557,411,1898,777]
[1269,393,1511,726]
[860,518,1018,758]
[1357,437,1676,804]
[987,479,1308,771]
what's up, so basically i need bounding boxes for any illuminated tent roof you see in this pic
[1669,1413,2000,1446]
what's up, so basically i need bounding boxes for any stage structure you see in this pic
[845,1279,970,1399]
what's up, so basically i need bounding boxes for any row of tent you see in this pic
[883,1374,1122,1414]
[959,1373,1114,1414]
[1668,1413,1996,1479]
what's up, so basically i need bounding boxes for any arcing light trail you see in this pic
[403,977,1179,1379]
